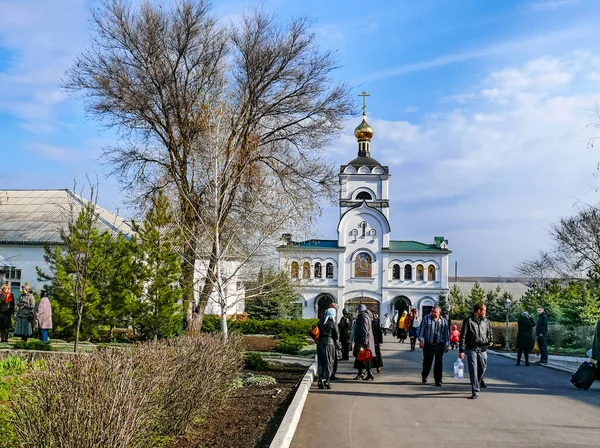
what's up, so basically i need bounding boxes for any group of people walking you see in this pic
[0,284,53,343]
[314,301,564,399]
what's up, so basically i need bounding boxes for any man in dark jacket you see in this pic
[338,308,353,361]
[459,302,493,399]
[535,307,549,365]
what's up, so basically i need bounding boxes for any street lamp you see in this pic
[504,297,512,351]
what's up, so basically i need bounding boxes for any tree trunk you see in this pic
[221,310,228,343]
[74,312,82,353]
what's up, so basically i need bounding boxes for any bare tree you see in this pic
[64,0,352,329]
[515,251,554,286]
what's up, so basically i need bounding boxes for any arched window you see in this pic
[404,264,412,280]
[314,262,322,278]
[291,262,299,278]
[302,262,310,279]
[392,264,400,280]
[416,264,424,281]
[360,221,367,236]
[356,191,372,200]
[326,263,334,278]
[355,252,372,277]
[428,265,436,281]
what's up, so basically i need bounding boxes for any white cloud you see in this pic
[529,0,580,11]
[0,0,88,134]
[320,51,600,275]
[25,142,70,162]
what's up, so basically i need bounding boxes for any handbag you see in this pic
[357,348,373,362]
[309,324,320,341]
[534,340,539,355]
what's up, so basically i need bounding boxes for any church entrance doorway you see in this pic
[316,294,336,319]
[392,296,411,316]
[344,297,380,317]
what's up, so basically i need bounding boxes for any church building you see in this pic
[277,96,451,319]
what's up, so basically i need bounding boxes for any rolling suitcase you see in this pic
[570,361,597,390]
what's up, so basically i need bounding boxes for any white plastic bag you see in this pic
[454,358,464,379]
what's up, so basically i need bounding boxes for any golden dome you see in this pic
[354,115,374,141]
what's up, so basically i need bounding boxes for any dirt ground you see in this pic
[241,336,279,352]
[176,366,306,448]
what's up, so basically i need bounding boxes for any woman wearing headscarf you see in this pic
[14,284,35,342]
[317,307,339,389]
[353,304,376,381]
[516,311,536,366]
[0,285,15,343]
[36,291,53,343]
[407,308,421,351]
[397,310,409,343]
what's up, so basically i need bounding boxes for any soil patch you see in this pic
[176,365,306,448]
[242,336,279,352]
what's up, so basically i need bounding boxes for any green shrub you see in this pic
[244,352,268,371]
[491,322,518,349]
[0,356,27,376]
[201,317,318,339]
[12,340,53,351]
[0,405,17,448]
[274,336,307,355]
[233,373,277,388]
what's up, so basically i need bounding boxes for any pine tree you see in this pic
[245,269,300,320]
[132,192,184,339]
[437,293,449,316]
[448,284,467,320]
[485,286,504,322]
[467,282,486,312]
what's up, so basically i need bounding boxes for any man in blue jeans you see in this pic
[535,307,549,365]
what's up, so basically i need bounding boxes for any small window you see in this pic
[314,262,322,278]
[291,262,299,278]
[416,264,424,281]
[392,264,400,280]
[404,265,412,280]
[428,265,436,281]
[302,262,310,279]
[326,263,334,278]
[360,221,367,236]
[356,191,372,200]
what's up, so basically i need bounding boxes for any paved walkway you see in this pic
[291,335,600,447]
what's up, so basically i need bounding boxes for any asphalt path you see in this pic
[290,334,600,448]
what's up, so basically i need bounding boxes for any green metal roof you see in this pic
[289,240,339,249]
[387,240,449,252]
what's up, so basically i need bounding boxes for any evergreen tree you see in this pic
[448,284,467,320]
[245,269,300,320]
[437,293,449,316]
[485,286,504,322]
[467,282,486,312]
[132,192,184,339]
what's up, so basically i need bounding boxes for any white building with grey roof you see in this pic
[0,189,133,296]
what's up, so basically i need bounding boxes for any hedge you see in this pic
[201,316,318,338]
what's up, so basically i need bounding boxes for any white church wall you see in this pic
[194,259,245,316]
[0,244,53,293]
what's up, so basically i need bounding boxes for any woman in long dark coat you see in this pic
[353,304,376,381]
[372,314,384,373]
[0,285,15,343]
[14,285,35,342]
[317,307,339,390]
[516,311,536,366]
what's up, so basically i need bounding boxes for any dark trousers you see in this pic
[537,335,548,362]
[517,348,530,365]
[341,340,350,361]
[422,342,445,384]
[465,349,488,393]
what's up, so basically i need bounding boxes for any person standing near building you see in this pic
[459,302,493,399]
[417,305,449,387]
[391,310,399,337]
[516,311,536,366]
[14,284,35,343]
[353,304,376,381]
[0,285,15,343]
[407,308,421,352]
[372,313,384,373]
[316,307,338,390]
[535,307,549,365]
[338,308,353,361]
[36,291,53,343]
[382,313,392,336]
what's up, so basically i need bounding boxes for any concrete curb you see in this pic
[269,361,317,448]
[489,350,576,375]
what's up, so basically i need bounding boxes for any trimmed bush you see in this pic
[274,336,307,355]
[7,334,244,447]
[202,316,318,339]
[12,340,53,352]
[245,352,269,371]
[491,322,518,349]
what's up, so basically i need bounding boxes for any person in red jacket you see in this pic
[450,324,460,350]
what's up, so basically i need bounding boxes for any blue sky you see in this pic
[2,0,600,276]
